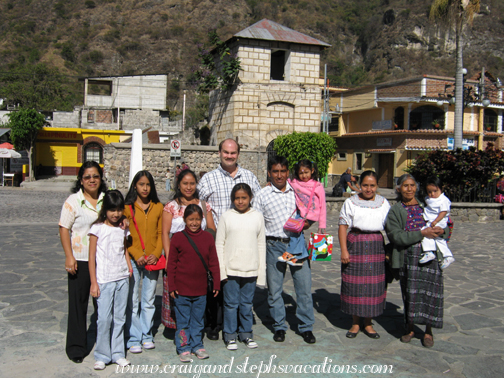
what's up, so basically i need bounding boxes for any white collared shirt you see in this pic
[59,190,104,261]
[253,182,296,238]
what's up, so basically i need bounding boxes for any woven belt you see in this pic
[350,228,382,234]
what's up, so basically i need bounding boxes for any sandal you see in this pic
[278,252,295,262]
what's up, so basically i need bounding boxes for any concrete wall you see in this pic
[103,143,269,190]
[51,111,80,128]
[85,75,168,109]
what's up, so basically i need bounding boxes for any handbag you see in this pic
[129,205,166,271]
[284,183,317,233]
[182,231,214,294]
[308,233,333,261]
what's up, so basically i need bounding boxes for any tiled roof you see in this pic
[338,130,480,137]
[405,137,447,150]
[234,19,331,47]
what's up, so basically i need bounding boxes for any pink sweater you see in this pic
[289,178,326,229]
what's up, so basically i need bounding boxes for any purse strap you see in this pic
[296,182,318,219]
[129,204,145,252]
[182,231,210,273]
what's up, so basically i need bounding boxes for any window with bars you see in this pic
[84,143,102,164]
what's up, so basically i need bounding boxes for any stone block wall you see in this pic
[209,40,322,148]
[103,143,269,190]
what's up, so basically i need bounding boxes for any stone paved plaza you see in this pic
[0,187,503,378]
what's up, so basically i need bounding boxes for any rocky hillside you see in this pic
[0,0,503,110]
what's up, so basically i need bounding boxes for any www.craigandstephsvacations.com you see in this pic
[115,355,394,376]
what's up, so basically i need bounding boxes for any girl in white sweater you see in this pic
[215,183,266,351]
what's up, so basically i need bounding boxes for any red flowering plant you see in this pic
[405,145,504,202]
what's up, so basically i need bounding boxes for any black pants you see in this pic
[205,281,224,333]
[66,260,93,360]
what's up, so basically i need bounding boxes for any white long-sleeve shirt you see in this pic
[215,208,266,286]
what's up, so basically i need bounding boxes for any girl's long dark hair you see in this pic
[94,190,125,225]
[294,159,319,181]
[71,161,107,194]
[174,169,199,205]
[124,170,160,210]
[183,203,203,220]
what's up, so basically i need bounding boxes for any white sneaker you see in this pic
[440,256,455,269]
[129,345,142,354]
[226,339,238,350]
[242,338,258,349]
[93,361,106,370]
[419,251,436,264]
[143,341,155,350]
[115,358,130,367]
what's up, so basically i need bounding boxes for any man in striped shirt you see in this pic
[197,138,261,340]
[198,139,261,227]
[253,155,316,344]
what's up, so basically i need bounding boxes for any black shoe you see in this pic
[363,329,380,339]
[273,330,286,342]
[301,331,316,344]
[71,357,83,363]
[207,331,219,341]
[346,330,358,338]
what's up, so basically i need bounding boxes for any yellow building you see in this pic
[35,127,125,176]
[328,73,504,188]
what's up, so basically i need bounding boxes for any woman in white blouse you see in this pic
[338,170,390,339]
[59,161,108,363]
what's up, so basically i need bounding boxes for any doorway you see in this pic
[378,154,394,188]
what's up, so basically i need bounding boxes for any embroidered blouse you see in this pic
[338,194,390,232]
[163,199,212,234]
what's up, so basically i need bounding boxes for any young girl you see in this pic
[161,170,216,331]
[124,170,163,353]
[278,159,326,266]
[215,183,266,350]
[88,190,133,370]
[419,176,455,269]
[167,204,220,363]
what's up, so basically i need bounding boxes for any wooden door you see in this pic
[378,154,394,188]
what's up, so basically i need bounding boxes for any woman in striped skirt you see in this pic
[385,174,446,348]
[338,171,390,339]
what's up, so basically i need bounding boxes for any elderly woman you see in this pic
[338,171,390,339]
[59,161,108,363]
[385,174,448,348]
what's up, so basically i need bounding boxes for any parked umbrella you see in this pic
[0,148,22,158]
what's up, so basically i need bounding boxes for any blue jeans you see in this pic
[95,278,129,363]
[174,295,206,354]
[165,180,171,191]
[126,261,159,347]
[223,276,257,342]
[285,211,311,259]
[266,239,314,333]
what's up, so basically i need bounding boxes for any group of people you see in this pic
[338,171,453,348]
[59,138,453,369]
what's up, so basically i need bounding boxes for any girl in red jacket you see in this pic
[167,204,220,363]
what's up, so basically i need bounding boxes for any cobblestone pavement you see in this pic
[1,187,503,377]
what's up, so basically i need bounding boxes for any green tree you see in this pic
[8,108,46,181]
[430,0,480,149]
[0,63,78,111]
[273,132,337,177]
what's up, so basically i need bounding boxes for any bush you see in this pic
[405,146,504,199]
[273,132,337,177]
[85,0,96,9]
[89,50,104,64]
[60,42,75,62]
